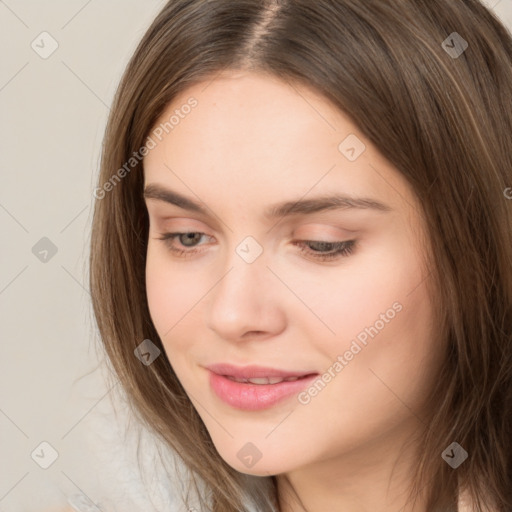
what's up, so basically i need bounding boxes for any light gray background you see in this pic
[1,1,511,511]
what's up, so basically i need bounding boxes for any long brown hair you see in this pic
[89,1,512,510]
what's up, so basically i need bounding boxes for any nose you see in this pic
[205,250,286,342]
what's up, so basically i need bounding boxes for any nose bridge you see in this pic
[220,233,268,289]
[214,239,269,308]
[206,236,284,339]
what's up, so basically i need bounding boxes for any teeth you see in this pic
[250,377,277,385]
[226,376,302,384]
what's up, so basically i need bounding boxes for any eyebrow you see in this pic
[143,183,392,219]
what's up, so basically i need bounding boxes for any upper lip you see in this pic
[206,363,318,379]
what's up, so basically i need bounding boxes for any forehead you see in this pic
[143,71,415,218]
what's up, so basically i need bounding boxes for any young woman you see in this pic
[87,0,512,510]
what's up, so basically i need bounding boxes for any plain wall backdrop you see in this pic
[1,1,511,511]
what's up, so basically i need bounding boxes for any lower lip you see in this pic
[208,370,318,411]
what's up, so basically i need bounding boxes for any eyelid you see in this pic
[150,215,214,234]
[149,209,362,234]
[293,227,358,242]
[152,222,357,246]
[155,230,357,263]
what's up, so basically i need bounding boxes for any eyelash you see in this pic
[155,232,356,262]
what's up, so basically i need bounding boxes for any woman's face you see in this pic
[143,70,439,477]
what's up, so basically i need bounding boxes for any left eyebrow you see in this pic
[143,183,392,219]
[263,194,392,219]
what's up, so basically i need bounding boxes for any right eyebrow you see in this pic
[144,184,208,215]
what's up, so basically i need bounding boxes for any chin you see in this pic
[232,464,282,477]
[219,451,296,477]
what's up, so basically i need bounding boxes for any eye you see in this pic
[292,239,356,262]
[155,232,357,262]
[155,231,213,258]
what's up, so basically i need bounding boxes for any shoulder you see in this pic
[66,387,188,511]
[64,495,102,512]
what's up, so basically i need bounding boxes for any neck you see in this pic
[276,421,430,512]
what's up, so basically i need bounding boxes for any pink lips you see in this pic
[207,363,318,411]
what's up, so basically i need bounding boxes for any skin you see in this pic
[143,70,443,512]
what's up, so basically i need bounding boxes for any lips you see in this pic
[207,363,316,379]
[206,363,318,410]
[225,375,302,384]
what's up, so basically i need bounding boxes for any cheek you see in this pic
[286,233,435,392]
[311,238,436,411]
[145,251,172,335]
[286,238,427,344]
[145,247,202,341]
[145,254,208,388]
